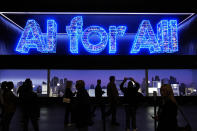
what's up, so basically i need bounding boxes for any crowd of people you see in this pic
[0,76,181,131]
[0,79,39,131]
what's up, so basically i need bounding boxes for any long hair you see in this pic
[1,81,7,90]
[160,84,177,105]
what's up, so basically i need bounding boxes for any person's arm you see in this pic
[154,105,162,121]
[95,86,99,96]
[130,78,140,91]
[131,77,138,85]
[71,90,75,97]
[68,89,75,98]
[120,78,127,94]
[98,86,104,96]
[135,82,140,88]
[102,89,105,95]
[17,86,21,95]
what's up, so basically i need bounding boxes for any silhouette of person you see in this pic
[105,76,120,126]
[63,80,76,126]
[17,82,25,97]
[154,84,178,131]
[20,78,40,131]
[36,86,42,95]
[120,77,141,131]
[92,79,105,120]
[74,80,92,131]
[0,81,7,125]
[2,81,17,131]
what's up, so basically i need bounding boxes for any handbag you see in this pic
[177,106,192,131]
[63,98,71,103]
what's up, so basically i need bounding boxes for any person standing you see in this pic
[0,81,7,125]
[154,84,178,131]
[63,80,75,126]
[2,81,17,131]
[20,78,40,131]
[74,80,92,131]
[120,77,141,131]
[92,79,105,119]
[105,76,120,126]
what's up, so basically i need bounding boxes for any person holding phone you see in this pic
[120,77,141,131]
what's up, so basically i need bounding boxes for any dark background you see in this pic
[0,0,196,13]
[0,0,197,69]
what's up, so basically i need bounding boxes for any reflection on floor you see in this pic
[7,105,197,131]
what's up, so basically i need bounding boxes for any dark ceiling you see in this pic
[0,0,196,12]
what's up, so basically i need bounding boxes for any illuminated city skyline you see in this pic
[0,69,196,89]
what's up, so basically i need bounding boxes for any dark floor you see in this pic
[3,105,197,131]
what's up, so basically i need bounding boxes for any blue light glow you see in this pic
[157,20,169,53]
[16,20,47,53]
[46,20,57,53]
[130,20,161,54]
[169,20,178,52]
[109,26,127,53]
[157,20,178,53]
[81,26,108,53]
[15,16,178,55]
[66,16,83,54]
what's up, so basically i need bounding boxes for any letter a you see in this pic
[16,20,47,53]
[130,20,161,54]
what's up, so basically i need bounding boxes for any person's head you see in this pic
[97,79,101,85]
[160,84,173,97]
[160,84,176,103]
[66,81,73,89]
[1,81,7,90]
[7,81,14,90]
[128,81,134,88]
[25,78,32,86]
[109,76,115,83]
[76,80,85,91]
[24,78,33,92]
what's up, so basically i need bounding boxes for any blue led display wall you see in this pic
[0,12,196,55]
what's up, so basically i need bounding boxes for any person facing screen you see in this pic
[63,80,76,126]
[74,80,93,131]
[105,76,120,126]
[120,77,141,131]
